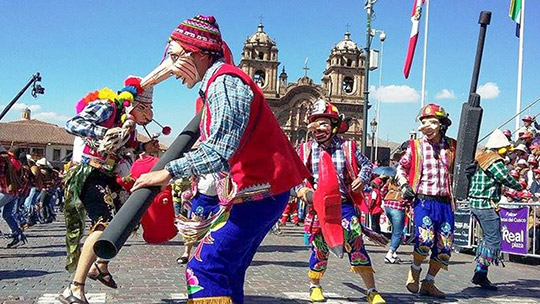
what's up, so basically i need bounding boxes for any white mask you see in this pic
[418,117,441,141]
[170,51,201,89]
[140,40,202,89]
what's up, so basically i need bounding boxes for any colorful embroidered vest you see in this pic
[200,64,310,201]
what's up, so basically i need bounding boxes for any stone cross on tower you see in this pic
[345,23,351,32]
[258,14,264,24]
[303,57,310,77]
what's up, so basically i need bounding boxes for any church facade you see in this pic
[238,23,366,146]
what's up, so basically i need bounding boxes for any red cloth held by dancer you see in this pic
[131,155,178,243]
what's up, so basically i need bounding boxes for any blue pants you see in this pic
[191,193,220,219]
[308,203,373,279]
[23,187,40,223]
[186,192,289,304]
[16,194,28,225]
[470,207,502,272]
[413,198,454,269]
[385,207,406,252]
[0,193,21,236]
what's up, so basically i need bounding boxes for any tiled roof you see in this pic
[0,119,169,150]
[0,119,74,145]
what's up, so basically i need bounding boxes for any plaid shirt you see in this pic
[468,159,522,209]
[165,59,254,178]
[383,199,410,212]
[310,137,372,199]
[397,137,452,196]
[65,100,114,139]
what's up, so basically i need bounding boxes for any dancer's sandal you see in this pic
[57,281,89,304]
[176,255,189,264]
[88,261,117,289]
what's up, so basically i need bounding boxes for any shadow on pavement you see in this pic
[159,295,308,303]
[0,269,59,280]
[0,250,65,259]
[257,245,307,253]
[460,278,540,299]
[250,260,309,268]
[25,234,66,238]
[25,244,65,250]
[344,282,482,303]
[343,282,366,294]
[353,278,540,303]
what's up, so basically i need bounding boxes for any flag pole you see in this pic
[420,0,430,108]
[515,0,525,136]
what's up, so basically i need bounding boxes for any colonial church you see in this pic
[239,23,366,146]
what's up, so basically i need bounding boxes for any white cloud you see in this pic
[5,103,42,112]
[435,89,456,100]
[33,111,70,122]
[477,82,500,99]
[370,85,420,103]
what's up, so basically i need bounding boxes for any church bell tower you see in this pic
[239,23,280,97]
[321,31,365,139]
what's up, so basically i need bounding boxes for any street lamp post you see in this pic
[361,0,375,156]
[361,0,377,156]
[373,29,386,162]
[370,117,378,161]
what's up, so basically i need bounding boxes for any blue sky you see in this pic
[1,1,539,145]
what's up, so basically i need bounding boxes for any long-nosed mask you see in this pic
[140,40,201,89]
[308,118,334,144]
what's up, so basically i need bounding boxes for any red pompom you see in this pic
[162,126,172,135]
[124,77,144,95]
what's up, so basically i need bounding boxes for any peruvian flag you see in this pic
[404,0,426,79]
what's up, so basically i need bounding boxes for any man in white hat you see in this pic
[467,129,522,290]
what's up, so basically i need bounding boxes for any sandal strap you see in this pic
[72,281,85,287]
[96,260,109,264]
[93,261,113,279]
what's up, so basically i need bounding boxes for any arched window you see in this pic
[254,70,266,88]
[258,51,265,60]
[299,102,309,124]
[343,77,354,94]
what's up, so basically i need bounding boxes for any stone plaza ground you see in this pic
[1,215,539,304]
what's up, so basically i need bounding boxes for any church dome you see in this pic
[247,23,276,46]
[335,31,359,52]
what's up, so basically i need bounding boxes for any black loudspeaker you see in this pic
[453,97,483,200]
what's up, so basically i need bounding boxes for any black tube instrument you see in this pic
[453,11,492,200]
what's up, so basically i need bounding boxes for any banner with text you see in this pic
[500,207,528,255]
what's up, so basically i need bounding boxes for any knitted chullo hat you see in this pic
[170,15,223,56]
[134,87,153,105]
